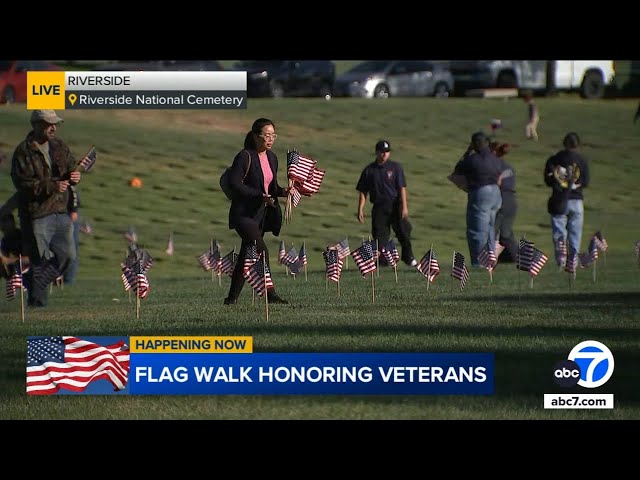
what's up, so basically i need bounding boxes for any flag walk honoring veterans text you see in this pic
[26,336,130,395]
[417,249,440,283]
[451,251,469,290]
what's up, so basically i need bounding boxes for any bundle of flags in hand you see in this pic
[77,146,97,172]
[284,149,326,223]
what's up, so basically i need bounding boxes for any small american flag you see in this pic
[323,248,344,283]
[124,227,138,244]
[417,249,440,283]
[451,251,469,290]
[477,245,497,271]
[196,250,219,271]
[555,238,567,267]
[282,246,299,268]
[593,230,608,253]
[278,240,286,264]
[297,167,325,196]
[381,239,400,268]
[5,263,24,301]
[290,186,302,207]
[243,244,260,274]
[79,221,92,235]
[78,146,97,172]
[298,244,308,266]
[565,245,578,276]
[528,248,548,277]
[352,242,377,277]
[243,252,274,297]
[335,239,351,259]
[287,150,317,184]
[219,250,238,277]
[517,239,535,272]
[33,260,60,291]
[26,336,129,395]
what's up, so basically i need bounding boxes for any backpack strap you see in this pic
[242,150,251,181]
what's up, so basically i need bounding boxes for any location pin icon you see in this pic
[68,94,77,106]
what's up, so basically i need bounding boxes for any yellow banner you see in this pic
[130,336,253,353]
[27,71,66,110]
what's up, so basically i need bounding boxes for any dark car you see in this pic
[0,60,62,104]
[92,60,224,71]
[233,60,335,98]
[333,60,454,98]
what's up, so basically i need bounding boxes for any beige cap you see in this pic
[30,110,64,125]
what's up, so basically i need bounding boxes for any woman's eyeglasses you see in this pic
[258,133,278,140]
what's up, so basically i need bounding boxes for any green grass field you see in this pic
[1,95,639,419]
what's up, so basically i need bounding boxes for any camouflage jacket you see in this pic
[11,131,77,219]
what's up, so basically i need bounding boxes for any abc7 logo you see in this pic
[553,340,615,388]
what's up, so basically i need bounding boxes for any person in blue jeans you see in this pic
[449,131,503,267]
[544,132,589,267]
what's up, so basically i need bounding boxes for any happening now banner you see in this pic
[26,336,494,396]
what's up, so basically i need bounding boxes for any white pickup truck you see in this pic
[449,60,616,99]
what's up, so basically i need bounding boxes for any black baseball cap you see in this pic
[375,140,391,152]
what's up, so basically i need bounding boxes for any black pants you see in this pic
[371,200,414,263]
[495,191,518,262]
[226,216,272,300]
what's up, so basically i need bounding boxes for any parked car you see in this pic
[92,60,224,71]
[233,60,335,98]
[0,60,62,104]
[333,60,454,98]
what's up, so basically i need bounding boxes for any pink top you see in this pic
[258,151,273,194]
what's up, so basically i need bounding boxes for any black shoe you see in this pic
[403,257,418,267]
[223,297,237,305]
[267,291,288,304]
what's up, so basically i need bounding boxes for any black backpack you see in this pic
[220,150,251,200]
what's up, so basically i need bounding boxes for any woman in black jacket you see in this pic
[224,117,290,305]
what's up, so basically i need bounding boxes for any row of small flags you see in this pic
[555,230,608,275]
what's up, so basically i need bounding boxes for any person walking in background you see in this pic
[10,109,81,307]
[223,117,291,305]
[449,131,503,267]
[544,132,590,267]
[524,92,539,140]
[490,142,518,263]
[63,185,80,284]
[356,140,416,267]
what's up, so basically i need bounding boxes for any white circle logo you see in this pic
[567,340,614,388]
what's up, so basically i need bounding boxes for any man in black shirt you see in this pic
[356,140,416,266]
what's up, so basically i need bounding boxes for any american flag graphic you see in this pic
[352,242,377,277]
[78,146,97,172]
[477,245,497,271]
[243,252,274,297]
[287,150,317,184]
[5,263,24,301]
[381,239,400,267]
[165,234,174,256]
[451,251,470,290]
[219,250,238,277]
[26,336,129,395]
[417,249,440,283]
[323,248,344,283]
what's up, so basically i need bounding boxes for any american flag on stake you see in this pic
[77,146,97,172]
[26,336,129,395]
[278,240,286,264]
[417,249,440,283]
[593,230,608,253]
[381,239,400,268]
[352,241,377,277]
[336,238,351,259]
[243,251,274,297]
[451,251,470,290]
[124,227,138,244]
[477,245,497,271]
[218,250,238,277]
[323,248,344,283]
[5,263,24,301]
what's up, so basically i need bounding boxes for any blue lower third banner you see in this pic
[131,353,494,395]
[26,336,494,395]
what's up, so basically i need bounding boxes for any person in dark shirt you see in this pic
[356,140,416,266]
[544,132,590,267]
[490,142,518,263]
[450,131,503,267]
